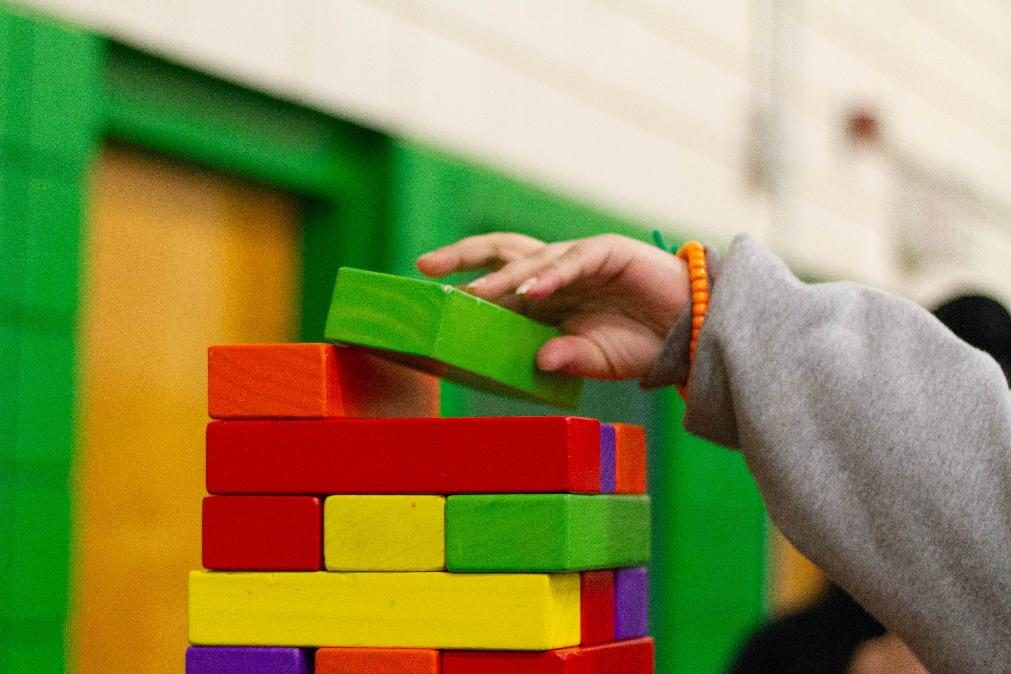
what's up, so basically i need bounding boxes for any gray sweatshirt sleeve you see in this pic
[647,234,1011,674]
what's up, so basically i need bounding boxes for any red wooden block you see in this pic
[201,496,322,570]
[208,344,440,420]
[206,417,600,495]
[316,648,439,673]
[442,637,654,674]
[580,571,615,645]
[613,423,647,494]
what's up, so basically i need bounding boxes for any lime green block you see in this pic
[445,494,650,572]
[0,619,66,673]
[325,268,582,408]
[1,486,71,620]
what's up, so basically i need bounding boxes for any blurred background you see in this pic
[1,1,1008,672]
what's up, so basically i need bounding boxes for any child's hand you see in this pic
[416,233,689,380]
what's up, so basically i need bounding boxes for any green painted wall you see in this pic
[657,394,768,672]
[0,8,103,670]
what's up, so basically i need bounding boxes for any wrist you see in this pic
[639,237,715,391]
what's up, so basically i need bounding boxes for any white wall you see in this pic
[15,0,1011,303]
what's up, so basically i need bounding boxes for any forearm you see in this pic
[648,234,1011,674]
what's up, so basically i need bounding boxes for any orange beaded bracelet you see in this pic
[651,231,711,372]
[675,241,709,365]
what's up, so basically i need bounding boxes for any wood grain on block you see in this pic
[208,344,440,420]
[325,268,582,408]
[208,343,344,419]
[188,571,580,650]
[445,495,650,572]
[615,567,650,639]
[442,637,655,673]
[612,424,647,494]
[599,424,616,494]
[201,496,322,571]
[316,648,439,673]
[186,646,310,674]
[206,417,600,494]
[580,571,616,645]
[324,496,444,571]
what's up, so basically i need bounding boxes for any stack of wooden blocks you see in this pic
[186,270,655,673]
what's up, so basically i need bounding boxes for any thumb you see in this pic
[537,335,615,379]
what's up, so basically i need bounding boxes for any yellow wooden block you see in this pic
[188,571,580,650]
[324,496,445,571]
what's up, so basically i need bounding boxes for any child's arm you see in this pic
[667,235,1010,674]
[419,232,1011,674]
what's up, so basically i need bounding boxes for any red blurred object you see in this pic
[847,108,881,145]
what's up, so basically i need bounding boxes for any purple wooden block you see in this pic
[615,566,649,639]
[186,646,310,674]
[600,423,617,493]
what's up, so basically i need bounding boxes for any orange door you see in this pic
[72,143,301,673]
[769,528,827,614]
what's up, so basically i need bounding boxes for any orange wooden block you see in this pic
[208,344,439,419]
[316,647,440,673]
[613,423,647,494]
[443,637,654,673]
[209,344,344,419]
[337,349,440,419]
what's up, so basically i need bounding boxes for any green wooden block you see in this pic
[0,486,71,620]
[325,268,582,408]
[0,619,66,673]
[445,494,650,572]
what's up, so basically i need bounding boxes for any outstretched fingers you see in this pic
[469,235,620,301]
[520,238,616,299]
[466,242,573,299]
[416,233,544,278]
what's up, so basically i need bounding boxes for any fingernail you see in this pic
[467,276,488,289]
[516,277,538,295]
